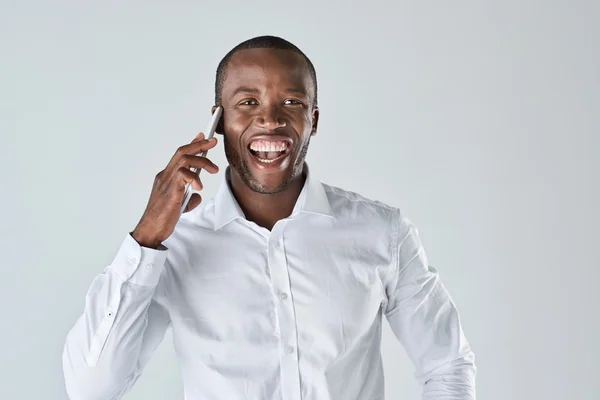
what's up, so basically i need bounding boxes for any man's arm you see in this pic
[382,212,476,399]
[62,233,171,400]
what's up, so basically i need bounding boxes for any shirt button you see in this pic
[286,345,294,354]
[145,263,154,270]
[279,292,288,300]
[106,310,113,318]
[128,257,138,265]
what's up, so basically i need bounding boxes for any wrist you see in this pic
[131,227,162,249]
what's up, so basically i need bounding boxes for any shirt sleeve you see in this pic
[62,233,172,400]
[383,212,477,400]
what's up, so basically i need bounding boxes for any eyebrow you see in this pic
[230,87,308,98]
[231,87,259,97]
[284,88,307,94]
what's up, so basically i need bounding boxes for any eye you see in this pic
[284,99,303,106]
[239,99,258,106]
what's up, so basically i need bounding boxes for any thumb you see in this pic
[184,193,202,213]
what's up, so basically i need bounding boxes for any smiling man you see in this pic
[215,44,319,230]
[62,36,476,400]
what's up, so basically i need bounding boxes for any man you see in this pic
[62,35,476,399]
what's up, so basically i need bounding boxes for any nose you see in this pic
[256,104,286,130]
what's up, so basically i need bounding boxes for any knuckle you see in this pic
[155,170,166,183]
[180,154,191,164]
[175,146,187,158]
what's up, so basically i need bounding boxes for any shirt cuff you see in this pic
[108,232,169,287]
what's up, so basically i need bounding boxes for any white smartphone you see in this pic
[180,106,223,215]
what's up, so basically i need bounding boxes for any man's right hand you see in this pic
[131,132,219,248]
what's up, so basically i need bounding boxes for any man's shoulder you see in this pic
[319,181,401,222]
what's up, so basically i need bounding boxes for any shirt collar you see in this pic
[213,163,333,230]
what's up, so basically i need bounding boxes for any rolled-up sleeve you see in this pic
[383,213,477,399]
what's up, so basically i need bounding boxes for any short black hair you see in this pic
[214,35,318,107]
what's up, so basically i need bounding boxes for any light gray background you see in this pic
[1,1,598,399]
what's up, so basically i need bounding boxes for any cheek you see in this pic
[223,113,250,145]
[229,114,249,131]
[294,114,314,139]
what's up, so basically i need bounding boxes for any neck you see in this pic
[228,167,306,231]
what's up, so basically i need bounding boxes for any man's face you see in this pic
[216,48,319,194]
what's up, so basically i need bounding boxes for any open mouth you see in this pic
[248,139,291,164]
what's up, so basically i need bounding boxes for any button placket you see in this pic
[267,222,302,400]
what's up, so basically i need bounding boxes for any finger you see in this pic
[180,137,218,156]
[180,155,219,174]
[184,193,202,213]
[179,168,204,191]
[191,132,205,143]
[168,137,218,169]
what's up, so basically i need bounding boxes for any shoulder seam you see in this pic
[322,184,398,212]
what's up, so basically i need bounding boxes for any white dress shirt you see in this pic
[62,165,476,400]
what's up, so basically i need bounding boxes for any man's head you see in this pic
[212,36,319,195]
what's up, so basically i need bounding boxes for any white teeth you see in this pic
[249,142,288,152]
[255,152,287,163]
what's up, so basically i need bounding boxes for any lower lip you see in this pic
[247,148,291,170]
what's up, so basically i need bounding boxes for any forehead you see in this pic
[222,48,313,97]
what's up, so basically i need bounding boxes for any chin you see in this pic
[245,165,297,194]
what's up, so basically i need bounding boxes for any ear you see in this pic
[310,105,320,137]
[211,105,225,135]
